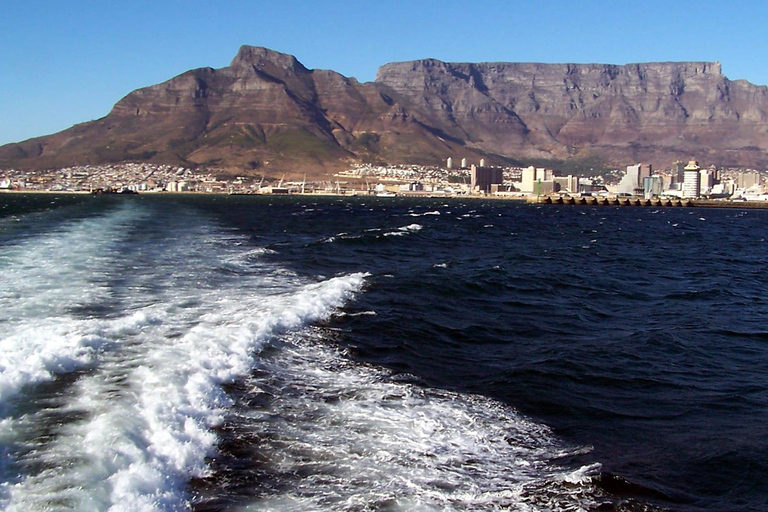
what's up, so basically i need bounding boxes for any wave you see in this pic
[384,224,423,237]
[197,327,604,511]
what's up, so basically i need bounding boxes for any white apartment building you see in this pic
[682,160,702,198]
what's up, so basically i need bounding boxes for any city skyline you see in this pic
[3,0,768,147]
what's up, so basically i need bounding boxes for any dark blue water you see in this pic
[2,193,767,511]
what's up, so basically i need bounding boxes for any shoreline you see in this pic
[4,189,768,209]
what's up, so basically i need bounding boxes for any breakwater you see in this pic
[527,195,768,209]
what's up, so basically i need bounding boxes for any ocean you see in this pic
[0,193,766,511]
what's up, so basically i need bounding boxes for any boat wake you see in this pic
[0,199,609,511]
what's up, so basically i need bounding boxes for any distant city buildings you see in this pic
[672,161,686,186]
[1,157,766,200]
[0,163,251,194]
[737,171,760,190]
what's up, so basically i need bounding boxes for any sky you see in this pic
[2,0,768,146]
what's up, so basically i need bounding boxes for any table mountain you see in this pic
[2,46,767,176]
[376,59,768,168]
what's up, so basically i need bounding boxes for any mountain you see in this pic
[2,46,768,177]
[376,59,768,168]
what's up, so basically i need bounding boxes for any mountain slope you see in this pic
[0,47,474,177]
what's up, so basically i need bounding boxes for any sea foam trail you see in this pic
[0,204,148,406]
[1,271,368,511]
[204,329,603,511]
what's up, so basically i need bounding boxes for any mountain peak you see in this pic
[230,45,309,74]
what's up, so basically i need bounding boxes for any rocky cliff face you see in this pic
[2,46,768,176]
[376,59,768,166]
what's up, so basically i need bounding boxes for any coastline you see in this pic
[5,189,768,210]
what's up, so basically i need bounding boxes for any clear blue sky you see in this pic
[2,0,767,146]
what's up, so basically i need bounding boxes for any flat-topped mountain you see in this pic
[2,46,767,177]
[376,59,768,166]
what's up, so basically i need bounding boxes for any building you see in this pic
[553,175,579,194]
[737,171,760,190]
[618,164,652,195]
[471,165,503,193]
[401,181,425,192]
[643,176,664,198]
[682,160,701,198]
[520,166,554,194]
[699,168,717,195]
[672,161,686,186]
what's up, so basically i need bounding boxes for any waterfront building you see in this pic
[661,174,674,191]
[553,175,579,193]
[471,165,503,193]
[520,166,553,193]
[521,167,535,193]
[618,163,652,195]
[643,176,663,199]
[682,160,702,198]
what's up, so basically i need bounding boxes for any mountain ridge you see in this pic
[2,45,767,178]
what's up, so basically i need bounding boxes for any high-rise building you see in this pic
[521,166,535,193]
[672,161,685,184]
[618,164,652,195]
[699,169,716,195]
[737,171,760,190]
[682,160,701,198]
[643,176,663,198]
[471,165,503,193]
[446,157,453,169]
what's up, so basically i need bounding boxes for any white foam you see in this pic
[384,224,423,237]
[220,331,603,511]
[0,203,146,322]
[1,269,368,511]
[0,321,107,404]
[0,204,150,405]
[408,211,440,217]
